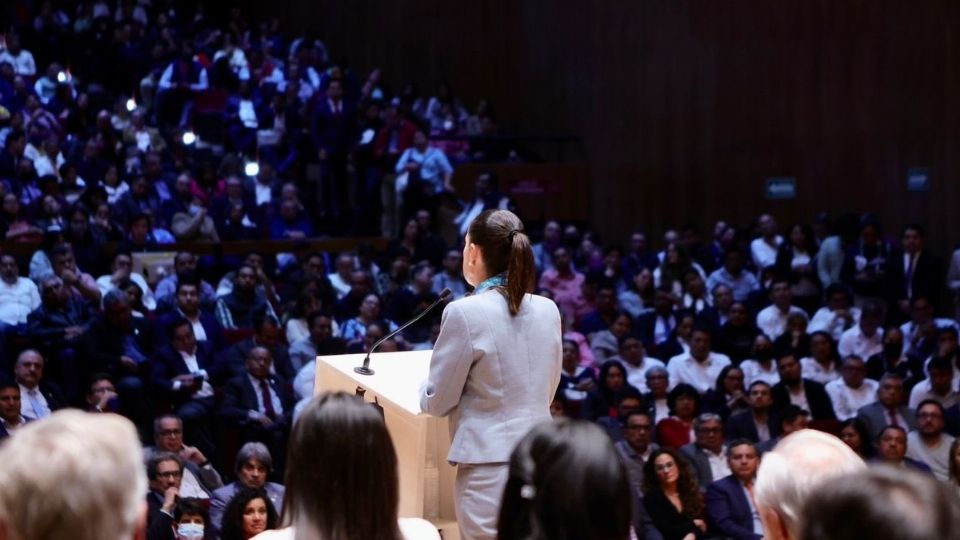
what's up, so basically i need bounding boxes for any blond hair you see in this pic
[0,410,146,540]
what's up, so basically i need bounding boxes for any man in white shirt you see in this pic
[327,252,355,299]
[749,214,782,271]
[906,400,955,481]
[807,283,860,341]
[0,254,40,326]
[0,34,37,76]
[909,356,960,409]
[615,335,665,393]
[838,300,885,359]
[756,279,806,340]
[13,349,66,421]
[668,326,732,394]
[95,251,157,311]
[825,355,879,420]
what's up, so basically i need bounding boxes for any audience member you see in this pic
[799,465,960,540]
[257,392,441,540]
[739,334,780,387]
[0,410,145,540]
[667,326,731,394]
[756,278,806,340]
[906,399,955,480]
[0,380,26,439]
[220,487,279,540]
[705,439,764,540]
[12,348,65,420]
[209,442,286,538]
[0,253,40,326]
[642,447,708,540]
[909,355,960,409]
[656,383,702,449]
[220,346,293,478]
[144,414,223,499]
[825,355,879,420]
[876,425,932,473]
[754,429,865,540]
[771,354,836,421]
[681,413,731,490]
[838,417,876,459]
[807,284,860,341]
[799,331,841,386]
[146,452,185,540]
[726,381,778,444]
[702,365,749,420]
[856,372,917,442]
[215,264,278,330]
[837,299,885,359]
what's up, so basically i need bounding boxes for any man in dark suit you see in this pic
[681,413,730,490]
[145,452,181,540]
[886,224,943,322]
[771,354,837,421]
[705,440,764,540]
[0,381,28,439]
[83,289,154,441]
[152,318,224,458]
[726,381,780,444]
[220,346,294,479]
[156,277,224,354]
[310,78,354,219]
[13,349,65,419]
[224,311,294,380]
[857,372,918,442]
[27,274,96,401]
[636,289,679,356]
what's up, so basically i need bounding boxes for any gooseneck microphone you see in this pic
[354,288,452,376]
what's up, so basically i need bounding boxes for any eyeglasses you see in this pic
[654,461,676,472]
[159,429,182,437]
[697,427,723,434]
[156,470,182,479]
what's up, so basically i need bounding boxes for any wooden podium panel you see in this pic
[315,351,459,538]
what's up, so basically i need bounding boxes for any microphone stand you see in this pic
[354,288,452,375]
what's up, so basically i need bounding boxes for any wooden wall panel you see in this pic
[251,1,960,252]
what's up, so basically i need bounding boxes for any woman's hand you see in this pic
[693,518,707,532]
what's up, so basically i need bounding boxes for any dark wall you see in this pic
[257,1,960,251]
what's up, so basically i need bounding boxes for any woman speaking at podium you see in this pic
[420,209,562,540]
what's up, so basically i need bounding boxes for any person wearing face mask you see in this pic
[865,326,923,386]
[175,498,209,540]
[739,334,780,388]
[171,195,220,242]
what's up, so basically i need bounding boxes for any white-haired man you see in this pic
[754,429,866,540]
[0,410,147,540]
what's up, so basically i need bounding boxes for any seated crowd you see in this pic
[2,3,960,540]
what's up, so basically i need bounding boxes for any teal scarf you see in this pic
[473,273,507,294]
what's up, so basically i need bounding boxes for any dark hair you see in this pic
[840,417,876,458]
[497,419,631,540]
[667,383,701,416]
[220,487,278,540]
[612,385,643,406]
[642,447,703,518]
[174,497,208,522]
[166,316,193,341]
[467,209,535,316]
[597,360,628,402]
[916,399,946,417]
[86,372,113,394]
[280,392,403,540]
[714,364,745,395]
[780,404,809,427]
[174,272,201,294]
[146,452,183,480]
[726,439,758,458]
[799,466,960,540]
[928,356,953,374]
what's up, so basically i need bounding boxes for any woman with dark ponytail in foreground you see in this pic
[420,209,563,540]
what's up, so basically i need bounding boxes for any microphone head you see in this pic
[438,288,453,301]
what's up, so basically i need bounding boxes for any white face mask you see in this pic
[177,523,204,540]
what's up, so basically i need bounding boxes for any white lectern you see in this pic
[315,351,459,538]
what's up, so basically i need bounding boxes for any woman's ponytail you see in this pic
[467,209,536,316]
